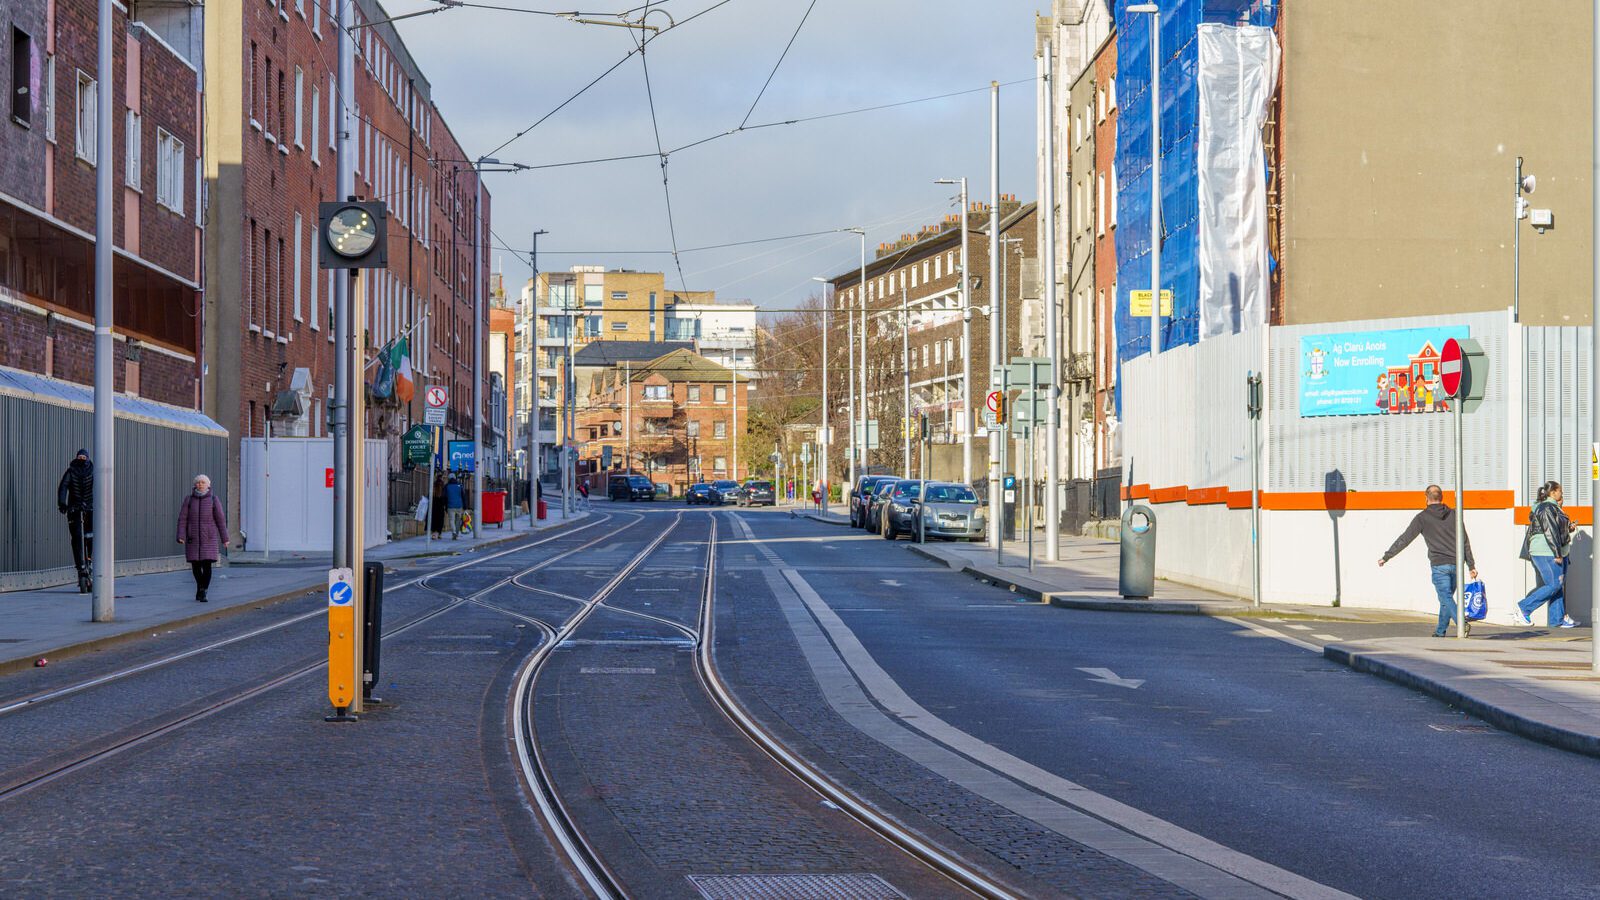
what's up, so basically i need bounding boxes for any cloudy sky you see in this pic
[388,0,1047,314]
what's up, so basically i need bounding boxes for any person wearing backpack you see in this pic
[57,449,95,586]
[1512,481,1575,628]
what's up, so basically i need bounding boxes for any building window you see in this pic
[295,0,305,16]
[947,250,955,276]
[611,321,628,331]
[934,256,942,279]
[74,70,96,164]
[583,284,603,307]
[1110,163,1118,228]
[714,421,727,439]
[292,211,304,322]
[247,219,258,328]
[156,129,184,213]
[248,43,258,126]
[923,260,931,283]
[293,66,304,147]
[586,315,602,336]
[687,420,700,438]
[934,342,942,365]
[11,27,33,127]
[688,384,701,403]
[1109,76,1117,111]
[910,267,917,289]
[714,384,728,403]
[43,55,55,141]
[310,86,320,162]
[713,456,727,472]
[610,290,627,301]
[1098,85,1106,121]
[277,70,286,142]
[1097,174,1106,236]
[123,111,141,189]
[328,75,336,151]
[643,385,668,400]
[308,220,319,330]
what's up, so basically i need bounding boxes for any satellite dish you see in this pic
[1521,174,1537,194]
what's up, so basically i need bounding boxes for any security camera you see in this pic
[1521,174,1537,195]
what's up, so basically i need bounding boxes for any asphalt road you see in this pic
[731,508,1600,900]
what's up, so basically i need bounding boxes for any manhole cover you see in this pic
[688,874,905,900]
[1428,723,1500,734]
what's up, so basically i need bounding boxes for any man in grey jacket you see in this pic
[1378,485,1479,637]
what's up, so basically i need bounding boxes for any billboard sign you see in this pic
[1298,326,1468,418]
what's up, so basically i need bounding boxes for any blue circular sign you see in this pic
[330,582,354,606]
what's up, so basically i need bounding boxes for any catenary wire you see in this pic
[737,0,818,130]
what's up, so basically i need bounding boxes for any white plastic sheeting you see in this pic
[1197,24,1280,341]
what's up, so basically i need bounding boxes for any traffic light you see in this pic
[994,395,1007,426]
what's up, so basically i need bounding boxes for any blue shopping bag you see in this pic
[1464,581,1488,621]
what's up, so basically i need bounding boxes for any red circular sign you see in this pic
[1439,339,1463,398]
[986,391,1002,412]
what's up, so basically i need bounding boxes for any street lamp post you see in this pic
[1129,4,1162,356]
[855,228,868,481]
[527,229,547,519]
[936,178,972,486]
[1590,0,1598,673]
[988,81,1002,546]
[811,276,832,511]
[1041,36,1062,563]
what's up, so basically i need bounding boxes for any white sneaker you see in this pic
[1511,610,1532,626]
[1559,617,1578,629]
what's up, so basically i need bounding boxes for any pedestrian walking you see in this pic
[1512,481,1575,628]
[445,474,466,539]
[576,479,590,509]
[429,473,447,539]
[57,449,95,590]
[1378,485,1478,637]
[177,474,229,602]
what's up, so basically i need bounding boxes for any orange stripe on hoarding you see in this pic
[1260,490,1514,512]
[1121,484,1151,501]
[1516,506,1594,526]
[1150,486,1189,504]
[1226,491,1254,509]
[1187,486,1230,505]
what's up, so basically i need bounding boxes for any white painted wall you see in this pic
[240,438,389,553]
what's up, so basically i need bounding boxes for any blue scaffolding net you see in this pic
[1113,0,1277,374]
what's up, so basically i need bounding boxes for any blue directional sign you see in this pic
[446,440,476,472]
[329,581,353,606]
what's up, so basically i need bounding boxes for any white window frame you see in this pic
[43,55,56,142]
[327,76,336,152]
[123,110,141,190]
[156,128,185,214]
[1110,163,1118,228]
[293,212,304,322]
[74,70,96,164]
[713,421,727,439]
[295,0,305,17]
[293,66,304,147]
[310,86,320,164]
[1097,173,1106,236]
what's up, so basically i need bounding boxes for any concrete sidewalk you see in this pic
[0,506,588,675]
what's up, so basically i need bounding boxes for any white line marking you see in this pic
[1219,616,1323,653]
[1285,624,1313,631]
[1077,667,1145,689]
[1311,634,1344,642]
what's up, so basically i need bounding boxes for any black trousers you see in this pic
[67,511,93,571]
[191,560,213,592]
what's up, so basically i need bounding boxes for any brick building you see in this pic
[204,0,491,528]
[575,348,750,493]
[0,0,203,408]
[824,199,1036,479]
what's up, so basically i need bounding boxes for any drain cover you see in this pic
[687,874,905,900]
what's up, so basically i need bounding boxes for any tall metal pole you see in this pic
[625,359,632,473]
[564,286,575,516]
[1454,397,1465,639]
[472,166,484,538]
[1514,157,1523,324]
[858,229,868,478]
[814,278,831,513]
[1589,0,1598,671]
[846,275,857,503]
[732,354,740,479]
[91,0,115,621]
[1148,8,1163,356]
[958,178,972,485]
[987,81,1002,547]
[902,280,911,479]
[333,0,355,571]
[1042,39,1062,562]
[528,229,547,516]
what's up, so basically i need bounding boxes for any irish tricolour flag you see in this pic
[393,337,415,404]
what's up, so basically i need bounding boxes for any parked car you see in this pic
[608,474,656,502]
[863,478,901,532]
[850,475,896,527]
[738,480,776,507]
[882,480,985,541]
[685,483,714,505]
[709,480,742,504]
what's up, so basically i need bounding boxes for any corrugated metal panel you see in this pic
[1120,327,1262,491]
[0,390,227,577]
[1268,311,1508,493]
[1524,326,1592,507]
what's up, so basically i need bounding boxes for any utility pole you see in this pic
[812,276,831,512]
[987,81,1002,547]
[902,280,911,480]
[731,354,740,479]
[857,228,868,478]
[1130,4,1163,355]
[1590,0,1598,673]
[1042,38,1062,562]
[472,163,485,538]
[527,229,547,513]
[846,272,856,499]
[564,280,575,516]
[92,0,114,621]
[333,0,355,572]
[624,359,632,474]
[937,178,972,485]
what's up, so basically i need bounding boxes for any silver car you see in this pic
[881,481,987,541]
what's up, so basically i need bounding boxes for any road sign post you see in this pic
[1441,338,1486,640]
[326,567,358,721]
[1247,373,1264,609]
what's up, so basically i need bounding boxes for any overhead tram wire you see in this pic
[737,0,818,130]
[630,6,691,293]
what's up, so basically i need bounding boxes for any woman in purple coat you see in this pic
[177,474,230,602]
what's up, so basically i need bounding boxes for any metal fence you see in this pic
[0,380,227,588]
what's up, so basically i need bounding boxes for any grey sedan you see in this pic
[882,481,987,541]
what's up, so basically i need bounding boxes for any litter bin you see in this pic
[1119,504,1157,598]
[482,490,507,527]
[362,561,384,701]
[536,499,548,520]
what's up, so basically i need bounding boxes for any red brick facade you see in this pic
[1092,37,1117,469]
[0,0,202,409]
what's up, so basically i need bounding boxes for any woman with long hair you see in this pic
[1513,481,1575,628]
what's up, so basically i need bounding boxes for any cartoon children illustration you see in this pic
[1376,373,1390,412]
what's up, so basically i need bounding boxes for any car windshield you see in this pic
[749,482,772,490]
[926,485,978,503]
[691,484,708,490]
[873,481,899,497]
[629,477,652,487]
[893,481,922,497]
[714,481,738,489]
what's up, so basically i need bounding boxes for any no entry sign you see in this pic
[1440,339,1464,398]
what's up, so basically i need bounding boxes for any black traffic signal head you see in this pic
[319,200,389,269]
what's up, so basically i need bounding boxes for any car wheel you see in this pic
[882,513,895,541]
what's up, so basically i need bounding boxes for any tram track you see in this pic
[0,512,642,805]
[511,509,1017,900]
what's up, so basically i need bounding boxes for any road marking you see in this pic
[880,579,904,588]
[1219,616,1323,652]
[1285,624,1313,631]
[1077,667,1145,689]
[580,667,657,675]
[1311,634,1344,642]
[428,634,495,640]
[423,650,503,655]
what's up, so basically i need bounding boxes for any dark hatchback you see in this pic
[738,481,776,506]
[709,480,742,504]
[685,483,714,505]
